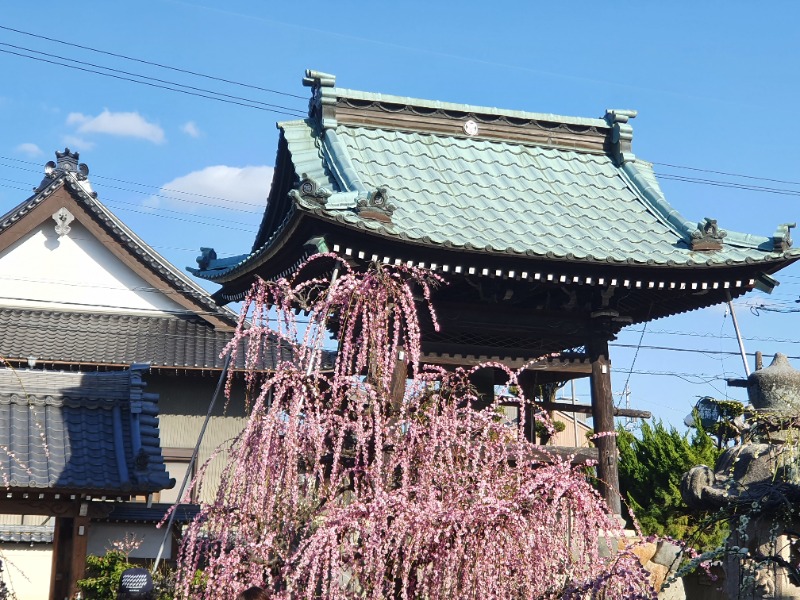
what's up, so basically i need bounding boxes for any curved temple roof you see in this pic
[191,70,799,292]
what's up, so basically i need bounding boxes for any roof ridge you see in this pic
[328,87,610,130]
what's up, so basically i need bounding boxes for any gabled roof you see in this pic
[191,71,799,290]
[0,365,173,495]
[0,149,238,330]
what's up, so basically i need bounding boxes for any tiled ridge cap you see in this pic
[329,87,610,131]
[303,70,614,154]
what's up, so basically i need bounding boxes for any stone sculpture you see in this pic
[681,353,800,599]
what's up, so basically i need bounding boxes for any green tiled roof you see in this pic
[191,73,799,283]
[323,125,776,265]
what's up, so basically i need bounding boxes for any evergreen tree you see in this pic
[617,420,725,550]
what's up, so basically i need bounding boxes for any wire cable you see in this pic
[0,46,306,117]
[0,41,306,116]
[0,24,307,100]
[654,161,800,188]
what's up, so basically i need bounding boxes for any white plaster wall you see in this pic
[0,220,186,315]
[0,545,52,600]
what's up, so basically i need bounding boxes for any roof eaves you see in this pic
[621,160,792,254]
[190,204,302,282]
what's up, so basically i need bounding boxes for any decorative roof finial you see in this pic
[356,187,396,223]
[289,173,332,207]
[36,148,93,193]
[691,217,727,251]
[303,69,337,127]
[604,109,637,164]
[302,70,336,89]
[773,222,795,252]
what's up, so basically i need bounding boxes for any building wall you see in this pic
[146,374,249,503]
[0,545,52,600]
[0,221,186,314]
[550,410,592,447]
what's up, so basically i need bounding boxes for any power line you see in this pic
[0,41,306,117]
[0,181,259,234]
[0,155,267,211]
[655,172,800,199]
[654,161,800,188]
[0,24,307,100]
[611,342,800,362]
[0,46,306,117]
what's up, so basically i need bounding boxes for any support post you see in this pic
[389,346,407,413]
[587,335,621,515]
[469,366,495,411]
[50,512,90,600]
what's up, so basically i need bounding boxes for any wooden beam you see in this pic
[422,352,593,373]
[539,401,651,420]
[523,445,599,465]
[588,334,622,515]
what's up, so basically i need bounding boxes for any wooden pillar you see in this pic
[587,335,621,515]
[50,512,90,600]
[518,370,537,443]
[389,346,407,412]
[469,366,495,411]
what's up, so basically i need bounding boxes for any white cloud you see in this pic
[15,143,43,157]
[181,121,202,138]
[67,109,165,144]
[62,135,95,151]
[148,165,273,212]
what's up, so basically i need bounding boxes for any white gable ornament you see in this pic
[52,207,74,237]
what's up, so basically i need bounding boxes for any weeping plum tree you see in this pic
[173,256,655,599]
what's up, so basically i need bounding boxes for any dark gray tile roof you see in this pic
[0,307,331,371]
[0,365,173,495]
[100,501,200,524]
[0,524,54,544]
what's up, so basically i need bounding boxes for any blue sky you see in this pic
[2,1,800,430]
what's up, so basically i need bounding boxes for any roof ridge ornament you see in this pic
[37,148,92,193]
[303,69,337,128]
[691,217,727,251]
[773,222,795,252]
[356,186,396,223]
[289,173,332,207]
[604,109,637,165]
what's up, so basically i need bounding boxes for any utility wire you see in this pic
[0,24,307,100]
[654,161,800,188]
[0,41,306,116]
[0,181,259,233]
[0,155,267,210]
[655,172,800,199]
[0,46,306,117]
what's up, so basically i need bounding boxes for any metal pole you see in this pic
[570,379,579,447]
[306,265,340,377]
[152,352,232,573]
[727,299,751,377]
